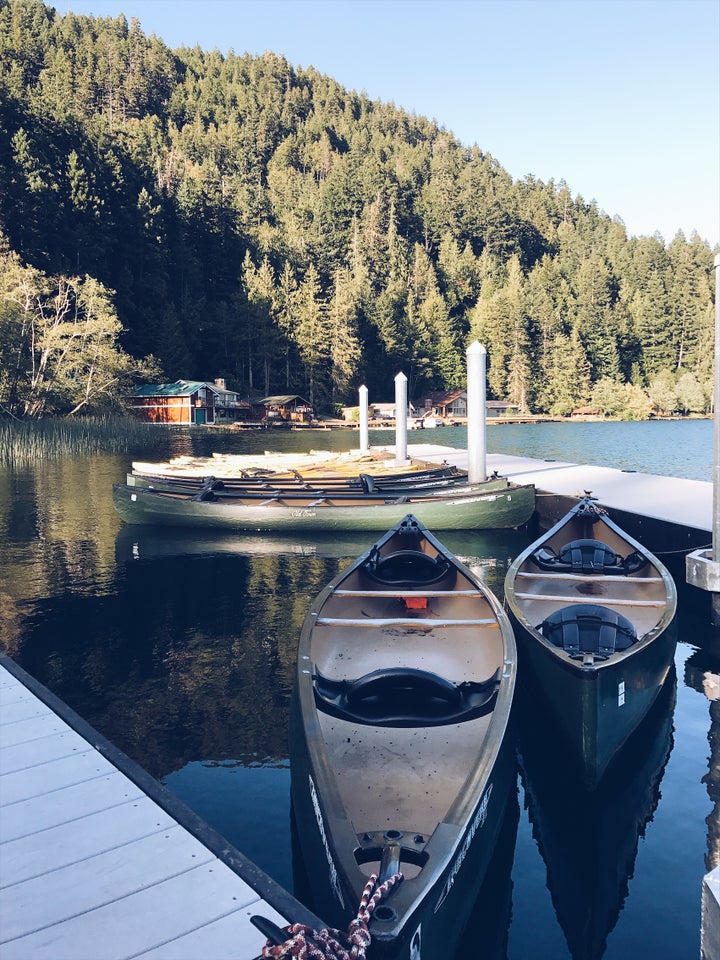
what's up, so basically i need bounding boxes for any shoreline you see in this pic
[218,413,710,432]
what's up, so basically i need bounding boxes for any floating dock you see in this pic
[0,654,321,960]
[379,444,712,554]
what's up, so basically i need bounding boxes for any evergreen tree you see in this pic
[0,0,714,415]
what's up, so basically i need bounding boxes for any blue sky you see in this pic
[51,0,719,247]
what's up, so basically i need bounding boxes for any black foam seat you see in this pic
[532,538,648,575]
[539,603,637,659]
[313,667,500,727]
[362,548,454,587]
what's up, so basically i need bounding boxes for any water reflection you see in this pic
[684,650,720,872]
[16,548,345,778]
[517,671,676,959]
[0,433,715,960]
[113,523,530,594]
[164,758,294,891]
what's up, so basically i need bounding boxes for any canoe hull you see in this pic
[504,497,677,789]
[290,514,517,957]
[112,481,535,531]
[290,700,517,959]
[511,612,676,788]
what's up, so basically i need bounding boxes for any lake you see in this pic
[1,419,717,959]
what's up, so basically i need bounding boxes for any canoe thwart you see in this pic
[313,666,501,726]
[532,538,649,575]
[539,603,637,660]
[314,616,499,628]
[513,592,665,607]
[514,571,665,584]
[334,588,483,598]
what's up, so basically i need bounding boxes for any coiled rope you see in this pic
[260,871,403,959]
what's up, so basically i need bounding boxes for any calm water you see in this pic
[1,420,717,959]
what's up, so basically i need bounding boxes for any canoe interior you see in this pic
[311,554,505,864]
[508,505,675,644]
[130,463,467,490]
[295,515,515,902]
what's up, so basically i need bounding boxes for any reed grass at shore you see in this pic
[0,417,166,466]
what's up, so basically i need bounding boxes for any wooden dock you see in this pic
[0,655,322,960]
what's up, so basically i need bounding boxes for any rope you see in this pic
[260,871,403,960]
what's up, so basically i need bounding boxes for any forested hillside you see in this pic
[0,0,715,418]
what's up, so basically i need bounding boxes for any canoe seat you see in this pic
[539,603,637,659]
[362,548,455,588]
[532,539,648,575]
[313,667,500,727]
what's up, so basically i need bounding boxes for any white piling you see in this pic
[466,341,487,484]
[686,254,720,623]
[714,253,720,622]
[394,372,409,466]
[358,385,369,454]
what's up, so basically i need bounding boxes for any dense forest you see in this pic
[0,0,716,419]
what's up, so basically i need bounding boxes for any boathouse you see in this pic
[127,379,251,425]
[259,395,314,423]
[126,380,219,424]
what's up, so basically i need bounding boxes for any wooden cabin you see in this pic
[211,379,253,423]
[419,390,519,420]
[126,379,257,425]
[419,390,466,420]
[259,395,314,424]
[126,380,219,424]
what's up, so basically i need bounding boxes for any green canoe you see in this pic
[112,477,535,532]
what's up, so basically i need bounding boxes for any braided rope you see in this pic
[261,871,403,959]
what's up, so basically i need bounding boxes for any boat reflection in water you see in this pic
[517,667,676,960]
[114,524,530,590]
[114,523,361,561]
[451,781,520,960]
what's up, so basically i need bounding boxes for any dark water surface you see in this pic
[1,420,717,959]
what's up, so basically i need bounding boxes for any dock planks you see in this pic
[0,657,320,960]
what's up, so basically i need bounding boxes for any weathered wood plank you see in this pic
[0,659,323,960]
[1,796,180,887]
[0,770,144,843]
[0,710,67,747]
[1,728,98,774]
[1,828,220,936]
[1,749,120,804]
[134,905,290,960]
[0,694,51,724]
[2,862,270,960]
[0,672,34,700]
